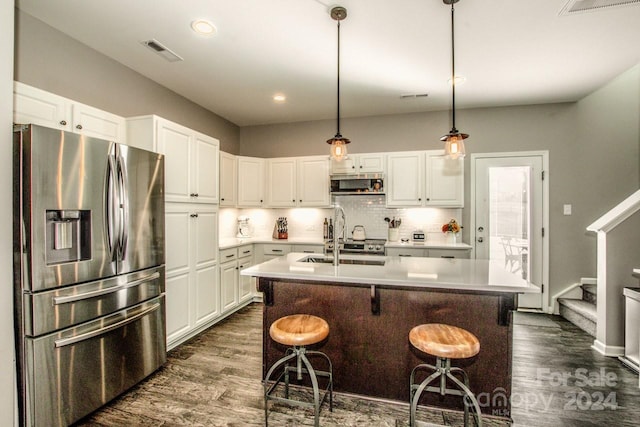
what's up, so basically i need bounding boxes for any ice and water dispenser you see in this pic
[45,210,91,265]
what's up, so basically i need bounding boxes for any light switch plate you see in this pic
[563,204,572,215]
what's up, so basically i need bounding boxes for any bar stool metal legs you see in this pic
[410,357,482,427]
[263,345,333,427]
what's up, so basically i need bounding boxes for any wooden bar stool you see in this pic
[409,323,482,427]
[264,314,333,427]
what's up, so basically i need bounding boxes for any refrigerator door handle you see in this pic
[116,150,129,260]
[52,272,161,305]
[54,302,161,348]
[106,153,119,262]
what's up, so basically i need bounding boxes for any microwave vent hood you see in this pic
[330,175,384,195]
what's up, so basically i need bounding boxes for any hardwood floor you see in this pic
[74,304,640,426]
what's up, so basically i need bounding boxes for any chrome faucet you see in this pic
[333,205,345,267]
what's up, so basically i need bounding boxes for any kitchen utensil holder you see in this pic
[388,228,399,242]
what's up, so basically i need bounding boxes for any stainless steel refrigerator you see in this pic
[13,124,166,426]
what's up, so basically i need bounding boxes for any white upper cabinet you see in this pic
[266,156,330,207]
[219,151,237,207]
[127,115,219,204]
[14,82,126,143]
[237,156,265,207]
[386,150,464,208]
[330,153,385,174]
[424,151,464,207]
[267,158,297,207]
[297,156,330,207]
[386,151,423,207]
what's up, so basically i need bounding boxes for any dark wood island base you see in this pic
[259,277,516,420]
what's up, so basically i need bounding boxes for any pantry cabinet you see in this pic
[13,81,126,142]
[386,150,463,208]
[127,115,220,204]
[238,156,266,207]
[164,204,219,348]
[220,151,237,207]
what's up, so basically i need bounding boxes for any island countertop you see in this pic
[241,252,540,294]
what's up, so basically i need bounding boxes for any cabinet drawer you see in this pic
[428,249,470,259]
[262,244,291,256]
[220,248,238,262]
[294,244,323,254]
[386,247,427,257]
[237,245,253,258]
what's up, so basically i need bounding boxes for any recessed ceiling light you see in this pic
[191,20,216,36]
[448,76,466,86]
[273,94,286,102]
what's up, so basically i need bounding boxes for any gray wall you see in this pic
[2,1,15,424]
[240,65,640,300]
[14,10,240,153]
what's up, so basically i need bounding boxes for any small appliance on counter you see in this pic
[237,216,251,238]
[412,230,426,243]
[352,225,366,241]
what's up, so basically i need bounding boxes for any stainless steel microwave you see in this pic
[330,175,384,195]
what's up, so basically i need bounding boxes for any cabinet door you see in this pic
[357,153,385,173]
[237,156,265,207]
[13,82,71,131]
[71,102,126,143]
[330,156,356,174]
[164,206,192,344]
[298,156,330,207]
[238,256,254,303]
[386,152,423,207]
[156,120,192,202]
[193,133,219,204]
[193,208,218,267]
[220,261,238,312]
[424,151,464,207]
[267,158,297,207]
[220,151,237,206]
[194,264,219,326]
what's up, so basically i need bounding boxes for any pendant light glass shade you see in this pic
[327,6,350,161]
[441,0,468,159]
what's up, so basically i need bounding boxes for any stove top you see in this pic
[325,238,387,255]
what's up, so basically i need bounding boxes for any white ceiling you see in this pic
[16,0,640,127]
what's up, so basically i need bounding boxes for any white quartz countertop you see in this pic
[384,241,472,250]
[241,252,540,294]
[219,237,325,250]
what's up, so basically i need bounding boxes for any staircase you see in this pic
[558,283,597,337]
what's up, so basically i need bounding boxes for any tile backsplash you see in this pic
[219,195,463,244]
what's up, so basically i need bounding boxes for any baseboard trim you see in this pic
[592,339,625,356]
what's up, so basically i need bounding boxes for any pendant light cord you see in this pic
[336,18,342,137]
[450,2,456,132]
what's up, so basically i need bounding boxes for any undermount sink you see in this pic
[299,255,386,266]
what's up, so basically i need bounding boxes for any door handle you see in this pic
[478,226,484,232]
[477,237,484,243]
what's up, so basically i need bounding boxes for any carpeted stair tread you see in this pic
[558,298,596,322]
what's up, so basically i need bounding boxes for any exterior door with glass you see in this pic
[472,153,547,309]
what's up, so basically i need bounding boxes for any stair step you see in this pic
[581,283,597,304]
[558,298,596,337]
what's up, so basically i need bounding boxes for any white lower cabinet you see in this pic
[165,203,219,349]
[220,245,255,312]
[386,247,471,258]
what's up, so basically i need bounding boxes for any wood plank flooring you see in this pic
[74,305,640,426]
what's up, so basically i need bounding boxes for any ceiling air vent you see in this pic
[559,0,640,15]
[141,39,183,62]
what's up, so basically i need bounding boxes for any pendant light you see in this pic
[326,6,350,162]
[440,0,468,160]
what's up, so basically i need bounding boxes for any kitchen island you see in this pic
[241,253,540,420]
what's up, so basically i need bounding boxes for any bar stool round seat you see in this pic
[270,314,329,347]
[409,323,483,427]
[409,323,480,359]
[264,314,333,427]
